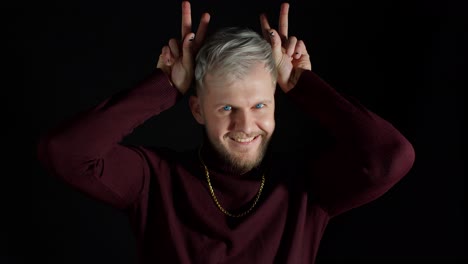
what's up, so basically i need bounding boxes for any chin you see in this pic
[226,155,261,174]
[231,151,261,166]
[223,140,269,171]
[207,131,272,173]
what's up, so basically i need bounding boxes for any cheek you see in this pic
[257,112,275,133]
[205,114,229,136]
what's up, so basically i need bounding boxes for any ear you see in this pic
[189,95,205,125]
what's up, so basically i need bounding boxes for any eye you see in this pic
[223,105,232,111]
[255,103,265,109]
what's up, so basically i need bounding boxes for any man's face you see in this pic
[190,63,276,174]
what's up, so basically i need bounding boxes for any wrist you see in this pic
[282,68,306,93]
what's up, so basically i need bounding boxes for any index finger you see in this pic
[278,2,289,39]
[193,12,211,51]
[259,13,272,40]
[181,1,192,38]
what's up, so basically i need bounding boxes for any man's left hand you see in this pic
[260,2,312,93]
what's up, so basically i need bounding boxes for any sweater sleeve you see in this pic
[36,69,183,210]
[286,70,415,217]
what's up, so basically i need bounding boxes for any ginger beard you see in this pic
[204,128,273,174]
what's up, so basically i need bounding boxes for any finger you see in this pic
[293,40,312,70]
[169,38,180,59]
[286,36,298,57]
[181,1,192,39]
[194,12,211,51]
[278,3,289,40]
[182,33,196,68]
[293,40,308,59]
[259,13,272,40]
[268,29,282,59]
[156,55,169,74]
[162,46,173,66]
[156,48,166,68]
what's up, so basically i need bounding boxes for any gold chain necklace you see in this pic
[198,147,265,218]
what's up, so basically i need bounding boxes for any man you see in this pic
[37,1,415,263]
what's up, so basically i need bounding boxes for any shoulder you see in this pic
[131,145,198,171]
[133,145,196,162]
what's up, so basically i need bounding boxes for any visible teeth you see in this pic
[233,137,255,143]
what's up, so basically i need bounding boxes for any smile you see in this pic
[229,135,260,144]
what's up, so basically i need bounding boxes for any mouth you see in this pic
[229,135,261,145]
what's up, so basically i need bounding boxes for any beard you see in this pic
[205,130,272,175]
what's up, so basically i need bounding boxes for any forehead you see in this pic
[202,63,275,102]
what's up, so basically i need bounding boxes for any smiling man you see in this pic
[190,30,277,175]
[37,1,415,263]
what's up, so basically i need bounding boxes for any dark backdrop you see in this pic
[5,0,466,263]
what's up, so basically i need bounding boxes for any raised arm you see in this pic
[289,71,415,217]
[260,3,415,217]
[37,1,210,210]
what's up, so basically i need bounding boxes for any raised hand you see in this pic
[260,3,312,93]
[157,1,210,94]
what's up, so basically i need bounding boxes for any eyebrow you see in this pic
[214,100,273,107]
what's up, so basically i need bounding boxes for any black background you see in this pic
[5,0,466,263]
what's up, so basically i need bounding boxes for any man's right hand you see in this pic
[157,1,210,94]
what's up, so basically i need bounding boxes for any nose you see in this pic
[230,110,255,135]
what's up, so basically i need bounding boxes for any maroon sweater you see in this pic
[37,69,415,263]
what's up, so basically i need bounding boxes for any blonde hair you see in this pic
[194,27,277,94]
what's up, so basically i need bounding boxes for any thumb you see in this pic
[268,29,283,60]
[182,33,195,68]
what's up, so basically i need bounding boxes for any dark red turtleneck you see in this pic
[37,68,415,263]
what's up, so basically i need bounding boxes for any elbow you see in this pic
[365,136,416,185]
[400,138,416,172]
[388,138,415,181]
[36,132,79,180]
[394,139,416,177]
[37,133,64,177]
